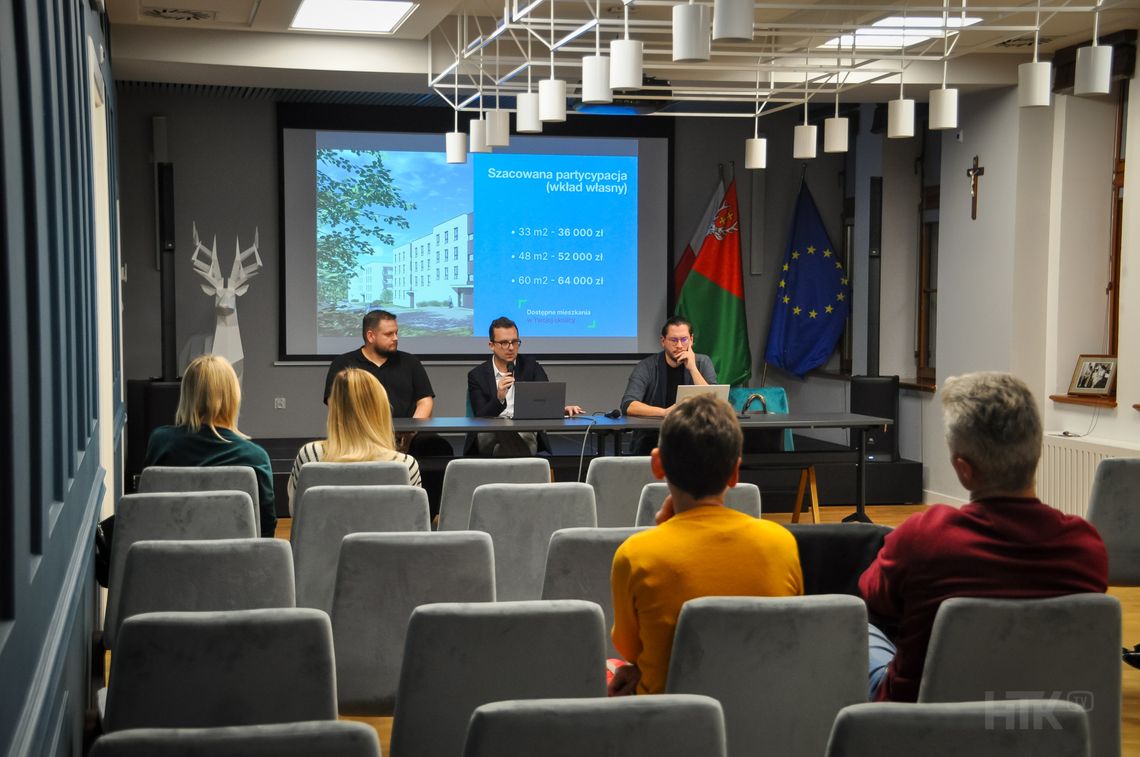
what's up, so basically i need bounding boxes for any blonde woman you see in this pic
[287,368,422,514]
[143,354,276,536]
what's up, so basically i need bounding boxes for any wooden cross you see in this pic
[966,155,985,220]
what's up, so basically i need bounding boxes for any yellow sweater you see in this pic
[610,505,804,694]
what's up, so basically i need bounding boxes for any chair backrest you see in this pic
[139,465,259,505]
[1085,457,1140,585]
[438,458,551,531]
[292,485,429,614]
[469,483,597,601]
[584,456,656,527]
[390,600,607,757]
[783,523,894,596]
[110,538,294,649]
[728,386,794,450]
[541,526,648,657]
[917,594,1120,757]
[104,491,257,650]
[634,483,762,527]
[666,595,868,757]
[825,700,1090,757]
[292,461,411,516]
[464,694,728,757]
[90,721,381,757]
[331,531,496,716]
[104,608,337,732]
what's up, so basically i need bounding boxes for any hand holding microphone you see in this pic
[497,360,516,402]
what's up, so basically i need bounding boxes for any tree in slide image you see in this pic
[316,149,414,306]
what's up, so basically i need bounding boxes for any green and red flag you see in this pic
[676,178,752,387]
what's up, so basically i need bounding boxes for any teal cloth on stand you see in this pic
[729,387,795,451]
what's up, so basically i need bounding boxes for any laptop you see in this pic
[674,384,731,405]
[512,381,568,420]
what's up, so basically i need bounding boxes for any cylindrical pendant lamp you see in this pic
[469,118,490,153]
[539,78,567,122]
[516,92,541,133]
[824,117,848,153]
[672,3,710,63]
[887,98,915,138]
[446,131,467,164]
[713,0,753,42]
[486,109,510,147]
[1018,61,1052,107]
[610,38,643,89]
[745,137,766,169]
[582,55,612,103]
[1075,44,1112,96]
[793,124,817,159]
[929,88,959,130]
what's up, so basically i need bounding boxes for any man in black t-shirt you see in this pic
[324,310,434,418]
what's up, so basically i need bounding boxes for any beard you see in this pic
[370,341,396,359]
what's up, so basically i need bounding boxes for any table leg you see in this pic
[842,427,873,523]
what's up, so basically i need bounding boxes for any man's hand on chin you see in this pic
[655,495,675,525]
[607,663,641,696]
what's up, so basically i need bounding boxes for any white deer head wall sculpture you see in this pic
[191,223,262,382]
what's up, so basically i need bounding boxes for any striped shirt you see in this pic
[286,440,423,514]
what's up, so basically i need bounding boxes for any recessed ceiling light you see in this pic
[820,16,982,51]
[290,0,417,35]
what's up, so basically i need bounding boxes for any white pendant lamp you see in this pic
[445,15,467,164]
[1019,2,1051,107]
[487,40,510,147]
[824,70,847,153]
[745,137,767,169]
[888,23,914,138]
[469,116,490,153]
[793,79,815,160]
[673,2,710,62]
[582,4,612,104]
[539,3,566,122]
[516,92,541,133]
[1075,5,1112,97]
[713,0,753,42]
[929,10,958,130]
[610,4,642,90]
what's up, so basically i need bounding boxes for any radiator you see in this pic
[1037,434,1140,517]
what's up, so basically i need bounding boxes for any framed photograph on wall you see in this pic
[1068,354,1118,396]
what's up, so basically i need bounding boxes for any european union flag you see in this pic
[763,183,851,377]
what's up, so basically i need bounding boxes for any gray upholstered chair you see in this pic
[389,600,607,757]
[634,482,762,526]
[89,720,381,757]
[437,458,551,531]
[464,694,728,757]
[666,595,868,757]
[110,538,294,649]
[584,456,656,527]
[469,482,597,601]
[1086,458,1140,585]
[541,526,648,657]
[918,594,1120,757]
[103,608,337,732]
[104,491,257,651]
[330,531,496,716]
[139,465,259,507]
[291,484,429,614]
[826,700,1090,757]
[291,460,411,516]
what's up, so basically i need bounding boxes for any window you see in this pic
[454,265,459,278]
[435,233,439,244]
[444,230,449,243]
[454,246,459,260]
[454,225,459,239]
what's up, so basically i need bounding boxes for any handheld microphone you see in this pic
[506,360,516,375]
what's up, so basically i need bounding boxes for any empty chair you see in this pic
[292,484,429,614]
[464,694,727,757]
[331,531,496,715]
[389,600,607,757]
[104,608,337,732]
[89,720,381,757]
[918,594,1121,757]
[825,700,1090,757]
[541,526,648,657]
[584,456,656,528]
[666,595,868,757]
[470,483,596,600]
[139,465,259,508]
[1086,458,1140,584]
[103,491,257,650]
[292,460,411,516]
[784,523,893,596]
[634,482,762,527]
[437,458,551,531]
[110,538,294,649]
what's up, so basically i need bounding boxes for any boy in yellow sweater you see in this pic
[609,394,804,695]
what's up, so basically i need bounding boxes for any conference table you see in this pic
[393,412,893,523]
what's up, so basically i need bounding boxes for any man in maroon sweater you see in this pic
[859,371,1108,702]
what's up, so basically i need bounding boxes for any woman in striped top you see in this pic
[287,367,422,514]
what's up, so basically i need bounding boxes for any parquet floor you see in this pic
[273,504,1140,756]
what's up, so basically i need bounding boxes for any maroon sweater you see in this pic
[859,497,1107,703]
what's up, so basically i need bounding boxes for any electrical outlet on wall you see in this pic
[274,397,286,410]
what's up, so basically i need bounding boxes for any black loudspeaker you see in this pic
[156,162,175,252]
[125,378,182,490]
[850,375,899,461]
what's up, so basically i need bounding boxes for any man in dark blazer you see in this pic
[464,316,584,456]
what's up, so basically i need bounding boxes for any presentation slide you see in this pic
[281,129,668,358]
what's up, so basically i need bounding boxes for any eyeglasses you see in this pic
[665,337,690,346]
[493,339,522,348]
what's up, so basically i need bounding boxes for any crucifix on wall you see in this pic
[967,155,985,220]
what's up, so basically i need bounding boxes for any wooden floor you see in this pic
[274,504,1140,756]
